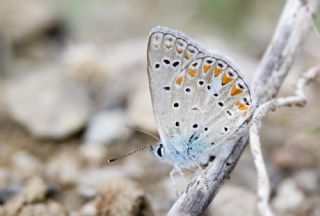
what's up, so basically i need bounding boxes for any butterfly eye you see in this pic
[157,144,164,157]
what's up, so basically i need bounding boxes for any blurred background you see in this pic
[0,0,319,215]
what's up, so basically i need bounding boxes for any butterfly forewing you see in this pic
[147,27,203,143]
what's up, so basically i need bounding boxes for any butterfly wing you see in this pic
[170,59,254,166]
[147,27,206,144]
[147,27,253,166]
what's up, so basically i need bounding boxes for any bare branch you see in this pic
[250,66,320,216]
[252,0,319,105]
[168,0,319,215]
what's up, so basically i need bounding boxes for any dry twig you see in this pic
[250,66,320,216]
[168,0,319,215]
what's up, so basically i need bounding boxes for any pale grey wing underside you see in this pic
[169,56,253,156]
[147,27,206,142]
[147,26,253,162]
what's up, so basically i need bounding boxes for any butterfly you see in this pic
[147,27,254,178]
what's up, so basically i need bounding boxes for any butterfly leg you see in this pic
[170,165,187,197]
[186,147,205,171]
[170,167,179,197]
[174,164,188,185]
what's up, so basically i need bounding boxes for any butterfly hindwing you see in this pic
[148,26,253,167]
[169,56,253,161]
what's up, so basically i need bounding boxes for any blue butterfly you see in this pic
[147,27,253,180]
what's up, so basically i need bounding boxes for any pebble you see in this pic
[209,184,256,216]
[0,0,58,43]
[79,202,97,216]
[79,143,107,165]
[10,201,67,216]
[76,168,125,198]
[3,177,47,215]
[64,44,110,87]
[79,178,152,216]
[84,110,131,146]
[10,151,42,180]
[4,68,91,139]
[45,152,80,186]
[272,178,305,213]
[23,177,46,203]
[0,169,10,190]
[293,169,320,194]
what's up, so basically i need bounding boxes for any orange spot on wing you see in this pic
[184,52,191,60]
[214,67,223,77]
[188,68,197,77]
[222,74,233,85]
[230,84,243,96]
[176,47,183,53]
[236,101,249,111]
[176,76,184,85]
[203,65,212,73]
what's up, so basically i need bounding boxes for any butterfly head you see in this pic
[151,141,167,160]
[150,140,197,167]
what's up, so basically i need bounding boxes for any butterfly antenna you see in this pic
[126,125,159,141]
[107,144,151,163]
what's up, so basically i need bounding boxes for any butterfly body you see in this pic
[147,27,253,169]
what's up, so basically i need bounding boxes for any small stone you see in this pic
[46,152,80,186]
[272,178,305,213]
[23,177,46,203]
[295,197,320,216]
[3,178,64,215]
[19,205,34,216]
[0,0,58,43]
[30,203,48,215]
[84,110,131,146]
[11,151,42,180]
[16,202,67,216]
[47,201,67,216]
[64,44,110,87]
[79,143,107,165]
[0,169,9,189]
[4,193,25,215]
[311,199,320,216]
[4,68,91,139]
[76,168,125,198]
[79,202,97,216]
[0,207,4,216]
[79,178,152,216]
[294,169,320,193]
[209,184,256,216]
[93,178,152,216]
